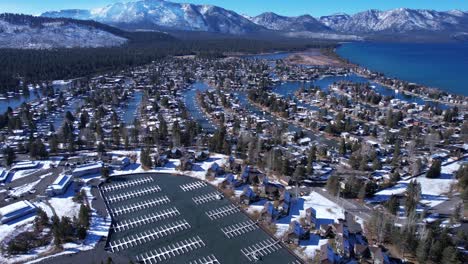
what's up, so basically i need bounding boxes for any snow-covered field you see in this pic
[48,182,81,219]
[370,157,466,207]
[0,215,37,264]
[275,191,345,259]
[111,152,229,185]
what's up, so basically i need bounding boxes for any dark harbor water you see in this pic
[183,82,216,132]
[337,42,468,96]
[272,74,448,109]
[123,91,143,124]
[0,91,41,113]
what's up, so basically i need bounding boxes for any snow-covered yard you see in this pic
[48,182,81,219]
[0,214,37,264]
[111,152,229,187]
[274,191,345,259]
[369,157,466,208]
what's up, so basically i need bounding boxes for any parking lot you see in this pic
[101,173,300,263]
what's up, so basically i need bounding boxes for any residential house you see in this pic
[320,244,339,264]
[260,201,279,224]
[45,174,73,196]
[219,174,238,190]
[240,186,258,205]
[305,207,317,229]
[206,162,224,179]
[72,163,102,177]
[278,190,291,216]
[194,150,210,162]
[369,246,390,264]
[354,244,370,261]
[0,201,37,224]
[285,221,309,245]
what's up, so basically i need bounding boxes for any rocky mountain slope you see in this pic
[0,14,128,49]
[249,12,331,32]
[40,0,468,41]
[43,0,264,34]
[320,8,468,34]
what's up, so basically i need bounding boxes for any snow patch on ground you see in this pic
[48,182,81,219]
[9,179,41,197]
[369,157,466,207]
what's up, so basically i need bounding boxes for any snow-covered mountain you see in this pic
[320,8,468,34]
[42,0,264,34]
[40,0,468,41]
[249,12,331,32]
[0,14,127,49]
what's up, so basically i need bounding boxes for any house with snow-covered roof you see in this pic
[11,161,39,171]
[240,186,258,205]
[284,220,309,245]
[305,207,317,228]
[72,163,102,177]
[45,174,73,196]
[0,200,37,224]
[260,201,279,224]
[0,169,9,183]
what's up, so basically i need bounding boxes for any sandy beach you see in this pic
[284,49,345,66]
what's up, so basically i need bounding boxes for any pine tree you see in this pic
[426,159,442,178]
[385,195,399,215]
[326,175,340,196]
[339,138,346,155]
[3,146,16,166]
[441,246,461,264]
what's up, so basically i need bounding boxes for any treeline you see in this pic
[0,34,335,93]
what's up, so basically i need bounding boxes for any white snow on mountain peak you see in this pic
[39,1,468,38]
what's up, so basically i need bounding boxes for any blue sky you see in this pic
[2,0,467,17]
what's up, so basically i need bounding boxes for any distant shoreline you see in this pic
[281,45,467,108]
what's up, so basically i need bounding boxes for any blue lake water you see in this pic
[337,42,468,96]
[0,92,41,113]
[273,75,448,109]
[123,91,143,124]
[183,82,216,132]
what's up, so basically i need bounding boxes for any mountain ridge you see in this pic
[40,0,468,41]
[0,13,175,49]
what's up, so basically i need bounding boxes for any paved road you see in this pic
[311,187,374,221]
[429,194,462,217]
